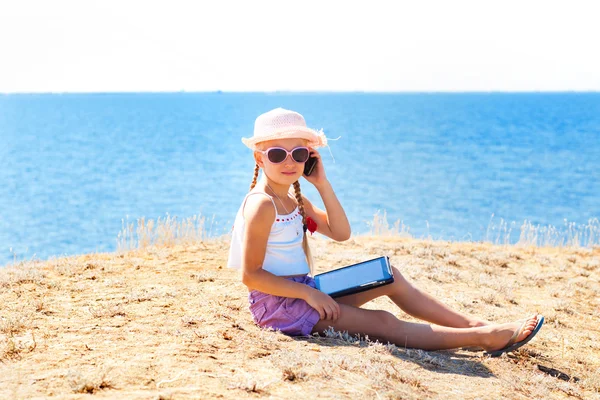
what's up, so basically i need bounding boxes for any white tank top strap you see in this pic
[242,191,277,215]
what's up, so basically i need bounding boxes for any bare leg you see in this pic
[336,267,489,328]
[312,305,539,351]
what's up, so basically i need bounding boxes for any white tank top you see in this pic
[227,191,310,276]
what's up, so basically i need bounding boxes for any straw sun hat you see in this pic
[242,108,328,150]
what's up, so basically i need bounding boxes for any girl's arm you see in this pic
[240,195,309,297]
[241,194,340,320]
[302,182,351,241]
[301,149,351,241]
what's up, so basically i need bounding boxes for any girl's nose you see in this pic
[283,154,295,166]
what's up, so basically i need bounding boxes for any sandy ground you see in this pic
[1,235,599,399]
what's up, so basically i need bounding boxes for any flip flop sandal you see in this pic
[484,315,544,357]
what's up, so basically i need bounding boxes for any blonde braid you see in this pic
[293,181,314,274]
[293,181,307,227]
[249,164,260,191]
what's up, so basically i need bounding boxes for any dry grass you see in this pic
[67,366,115,393]
[485,215,600,248]
[1,235,599,399]
[369,211,600,248]
[116,213,211,251]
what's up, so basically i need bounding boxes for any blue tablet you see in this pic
[314,256,394,298]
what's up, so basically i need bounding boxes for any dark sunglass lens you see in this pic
[292,148,309,162]
[267,148,287,163]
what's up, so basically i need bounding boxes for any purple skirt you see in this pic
[248,275,321,336]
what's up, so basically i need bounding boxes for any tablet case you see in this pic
[314,256,394,298]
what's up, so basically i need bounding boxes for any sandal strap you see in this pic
[505,320,527,348]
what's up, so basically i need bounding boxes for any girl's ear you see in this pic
[254,151,264,168]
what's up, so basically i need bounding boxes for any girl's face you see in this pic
[254,138,309,185]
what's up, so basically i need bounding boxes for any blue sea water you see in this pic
[1,93,599,266]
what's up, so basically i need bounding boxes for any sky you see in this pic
[1,0,599,92]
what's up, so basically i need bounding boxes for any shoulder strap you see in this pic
[242,191,278,215]
[286,192,300,209]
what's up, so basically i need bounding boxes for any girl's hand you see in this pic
[303,148,328,187]
[304,287,340,321]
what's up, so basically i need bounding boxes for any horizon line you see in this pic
[2,89,600,95]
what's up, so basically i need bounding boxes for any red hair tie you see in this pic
[303,216,318,235]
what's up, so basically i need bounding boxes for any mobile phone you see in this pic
[303,156,318,176]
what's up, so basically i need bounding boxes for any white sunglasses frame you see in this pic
[257,146,310,164]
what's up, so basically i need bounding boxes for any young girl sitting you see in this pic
[227,107,543,356]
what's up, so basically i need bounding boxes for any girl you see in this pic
[227,108,543,356]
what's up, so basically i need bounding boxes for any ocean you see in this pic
[1,92,599,266]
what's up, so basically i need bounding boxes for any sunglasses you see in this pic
[259,146,310,164]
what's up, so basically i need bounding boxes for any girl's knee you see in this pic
[374,310,397,327]
[391,266,410,286]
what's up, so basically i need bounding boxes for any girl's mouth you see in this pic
[282,172,296,175]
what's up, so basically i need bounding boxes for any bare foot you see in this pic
[482,314,539,352]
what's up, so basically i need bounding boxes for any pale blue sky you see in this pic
[1,0,599,92]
